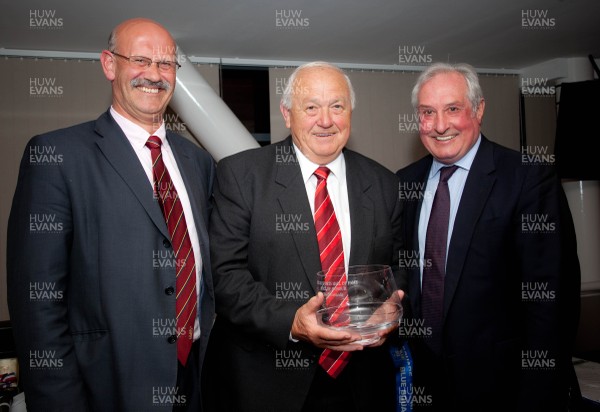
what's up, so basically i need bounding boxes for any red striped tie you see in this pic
[314,166,350,378]
[146,136,196,366]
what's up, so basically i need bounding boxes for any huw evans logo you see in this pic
[152,386,187,407]
[275,145,299,164]
[29,145,63,165]
[275,10,309,29]
[398,318,432,339]
[522,282,556,302]
[29,214,63,233]
[30,282,63,301]
[275,282,310,301]
[274,350,310,370]
[521,146,555,165]
[29,77,63,97]
[164,113,187,132]
[275,214,309,233]
[29,350,63,369]
[398,113,420,133]
[521,77,555,96]
[521,214,556,234]
[29,10,63,29]
[399,386,432,409]
[521,10,556,29]
[398,45,433,65]
[399,250,431,269]
[522,350,555,370]
[398,181,427,202]
[153,250,185,269]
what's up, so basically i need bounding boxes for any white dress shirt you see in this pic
[293,144,351,271]
[289,144,352,342]
[418,135,481,287]
[110,107,202,340]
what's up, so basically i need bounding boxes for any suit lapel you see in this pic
[345,151,375,266]
[168,133,210,254]
[443,137,496,318]
[275,140,322,293]
[94,111,170,240]
[168,133,213,299]
[404,158,432,319]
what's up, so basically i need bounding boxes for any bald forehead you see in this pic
[113,18,175,51]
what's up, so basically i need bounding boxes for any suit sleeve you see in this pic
[209,158,298,349]
[515,163,579,410]
[7,135,89,411]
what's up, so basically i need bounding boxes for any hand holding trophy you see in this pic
[316,264,403,345]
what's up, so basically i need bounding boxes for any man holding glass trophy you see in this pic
[203,61,405,412]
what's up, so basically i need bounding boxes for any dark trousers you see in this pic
[302,365,357,412]
[302,348,396,412]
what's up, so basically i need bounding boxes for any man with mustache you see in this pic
[396,62,581,411]
[7,18,215,411]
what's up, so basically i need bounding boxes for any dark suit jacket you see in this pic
[7,111,216,411]
[203,137,404,412]
[396,136,581,411]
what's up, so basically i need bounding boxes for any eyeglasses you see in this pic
[110,51,181,72]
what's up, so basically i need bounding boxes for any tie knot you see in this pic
[439,165,459,183]
[146,135,162,150]
[314,166,331,181]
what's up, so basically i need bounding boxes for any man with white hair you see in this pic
[204,61,405,411]
[397,62,581,411]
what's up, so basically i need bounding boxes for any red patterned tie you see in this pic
[314,166,350,378]
[146,136,196,366]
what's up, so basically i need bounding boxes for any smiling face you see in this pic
[416,71,485,165]
[100,19,177,133]
[280,66,352,165]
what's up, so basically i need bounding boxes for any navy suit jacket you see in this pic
[396,136,580,411]
[7,111,216,411]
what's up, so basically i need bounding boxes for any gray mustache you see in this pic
[131,78,171,91]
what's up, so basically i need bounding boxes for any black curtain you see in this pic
[555,79,600,180]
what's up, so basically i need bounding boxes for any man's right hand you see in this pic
[290,292,364,351]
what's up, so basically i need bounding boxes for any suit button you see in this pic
[163,239,171,248]
[167,335,177,344]
[165,286,175,295]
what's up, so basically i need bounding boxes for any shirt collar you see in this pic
[293,142,346,184]
[429,134,481,178]
[110,106,167,149]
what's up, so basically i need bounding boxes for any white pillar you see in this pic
[563,181,600,292]
[170,49,260,162]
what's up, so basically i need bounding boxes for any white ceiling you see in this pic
[2,0,600,72]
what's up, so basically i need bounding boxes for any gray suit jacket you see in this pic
[7,111,216,411]
[203,137,404,412]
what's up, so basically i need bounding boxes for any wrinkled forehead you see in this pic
[292,68,351,102]
[418,73,469,107]
[115,20,177,57]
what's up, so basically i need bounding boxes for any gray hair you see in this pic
[280,61,356,110]
[107,29,117,52]
[411,62,484,114]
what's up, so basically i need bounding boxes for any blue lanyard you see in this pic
[390,342,413,412]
